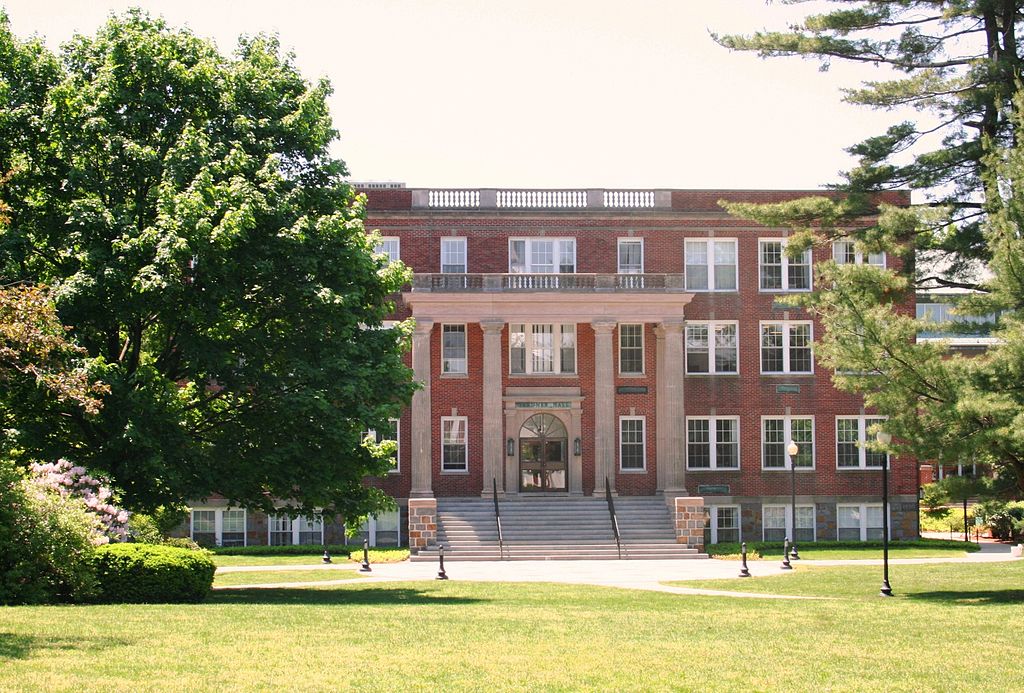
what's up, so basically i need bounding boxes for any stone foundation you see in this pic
[408,498,438,552]
[673,496,705,551]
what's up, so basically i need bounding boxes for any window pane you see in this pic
[686,325,710,373]
[510,324,525,374]
[865,418,888,467]
[531,324,554,372]
[761,324,784,372]
[838,506,861,540]
[714,324,738,373]
[619,324,643,374]
[510,240,526,273]
[791,418,814,467]
[788,249,811,290]
[620,419,645,470]
[717,507,739,543]
[763,419,785,468]
[441,238,466,273]
[685,241,708,290]
[192,510,215,533]
[618,240,643,273]
[531,240,554,273]
[788,324,812,372]
[837,418,860,467]
[715,418,739,468]
[760,242,782,290]
[687,419,710,469]
[559,324,576,374]
[442,418,467,471]
[834,241,856,265]
[558,240,576,273]
[442,325,466,374]
[713,241,737,290]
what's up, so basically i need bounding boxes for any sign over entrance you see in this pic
[515,401,571,409]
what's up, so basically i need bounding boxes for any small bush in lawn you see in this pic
[92,544,215,603]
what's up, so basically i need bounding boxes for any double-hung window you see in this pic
[509,238,576,273]
[760,321,813,374]
[684,239,737,291]
[833,241,884,268]
[441,416,468,472]
[704,505,740,544]
[269,514,324,546]
[509,323,576,375]
[617,238,644,273]
[686,417,740,469]
[619,324,644,375]
[351,509,401,547]
[761,416,814,469]
[836,416,888,469]
[685,321,738,374]
[374,237,400,263]
[762,505,815,543]
[759,239,811,291]
[441,324,467,375]
[190,508,246,548]
[838,503,886,541]
[619,416,646,471]
[441,237,467,273]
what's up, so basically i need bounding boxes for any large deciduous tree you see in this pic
[715,2,1024,492]
[0,10,415,520]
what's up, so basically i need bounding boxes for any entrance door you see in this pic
[519,413,568,492]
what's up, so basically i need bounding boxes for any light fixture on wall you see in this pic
[506,438,514,457]
[573,437,582,456]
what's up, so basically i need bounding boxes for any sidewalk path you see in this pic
[215,545,1019,597]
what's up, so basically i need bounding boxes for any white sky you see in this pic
[3,1,922,190]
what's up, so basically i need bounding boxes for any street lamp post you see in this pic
[787,439,801,560]
[876,429,893,597]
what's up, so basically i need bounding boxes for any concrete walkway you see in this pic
[215,543,1020,598]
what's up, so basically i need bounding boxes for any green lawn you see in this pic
[2,562,1020,691]
[212,547,408,567]
[213,569,364,587]
[708,539,979,560]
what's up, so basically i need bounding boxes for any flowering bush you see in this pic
[28,459,129,544]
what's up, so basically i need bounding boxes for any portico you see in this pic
[403,277,694,501]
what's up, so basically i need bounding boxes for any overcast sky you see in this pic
[3,1,919,190]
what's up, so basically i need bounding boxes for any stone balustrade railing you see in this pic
[414,188,672,210]
[412,273,686,292]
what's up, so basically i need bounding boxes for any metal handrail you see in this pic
[605,476,622,559]
[493,478,505,560]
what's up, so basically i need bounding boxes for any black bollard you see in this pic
[739,542,751,578]
[436,544,449,580]
[781,538,793,570]
[322,549,332,564]
[360,538,372,572]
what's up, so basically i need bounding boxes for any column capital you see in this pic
[591,319,617,333]
[480,319,505,334]
[413,318,434,335]
[655,318,685,337]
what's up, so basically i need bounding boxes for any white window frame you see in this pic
[685,416,740,470]
[835,416,889,470]
[762,504,816,542]
[441,416,469,473]
[509,323,576,375]
[441,324,467,375]
[374,237,400,263]
[705,505,741,544]
[617,238,644,274]
[619,416,646,472]
[509,238,576,274]
[761,415,816,470]
[441,237,467,273]
[837,503,889,541]
[758,238,812,292]
[684,238,738,292]
[268,513,325,546]
[685,321,739,374]
[759,321,814,374]
[832,240,885,268]
[618,323,645,375]
[367,418,401,474]
[190,508,247,547]
[353,509,401,547]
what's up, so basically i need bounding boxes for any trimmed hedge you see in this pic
[92,544,216,603]
[707,538,980,558]
[208,544,351,557]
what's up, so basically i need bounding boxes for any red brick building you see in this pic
[358,186,920,550]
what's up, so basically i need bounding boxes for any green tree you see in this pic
[715,0,1023,283]
[0,11,414,522]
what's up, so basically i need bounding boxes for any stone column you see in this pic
[673,496,705,551]
[481,320,505,496]
[408,498,437,552]
[592,319,616,495]
[657,319,687,494]
[410,319,434,497]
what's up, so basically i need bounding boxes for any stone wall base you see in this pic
[408,498,438,552]
[673,496,705,551]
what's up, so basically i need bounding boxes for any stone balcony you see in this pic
[411,273,686,292]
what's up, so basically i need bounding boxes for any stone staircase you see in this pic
[411,496,707,561]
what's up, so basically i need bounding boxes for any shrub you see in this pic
[91,544,216,603]
[976,500,1024,541]
[0,458,99,605]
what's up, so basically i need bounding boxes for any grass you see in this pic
[213,569,363,587]
[212,547,408,567]
[1,561,1020,691]
[708,538,980,560]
